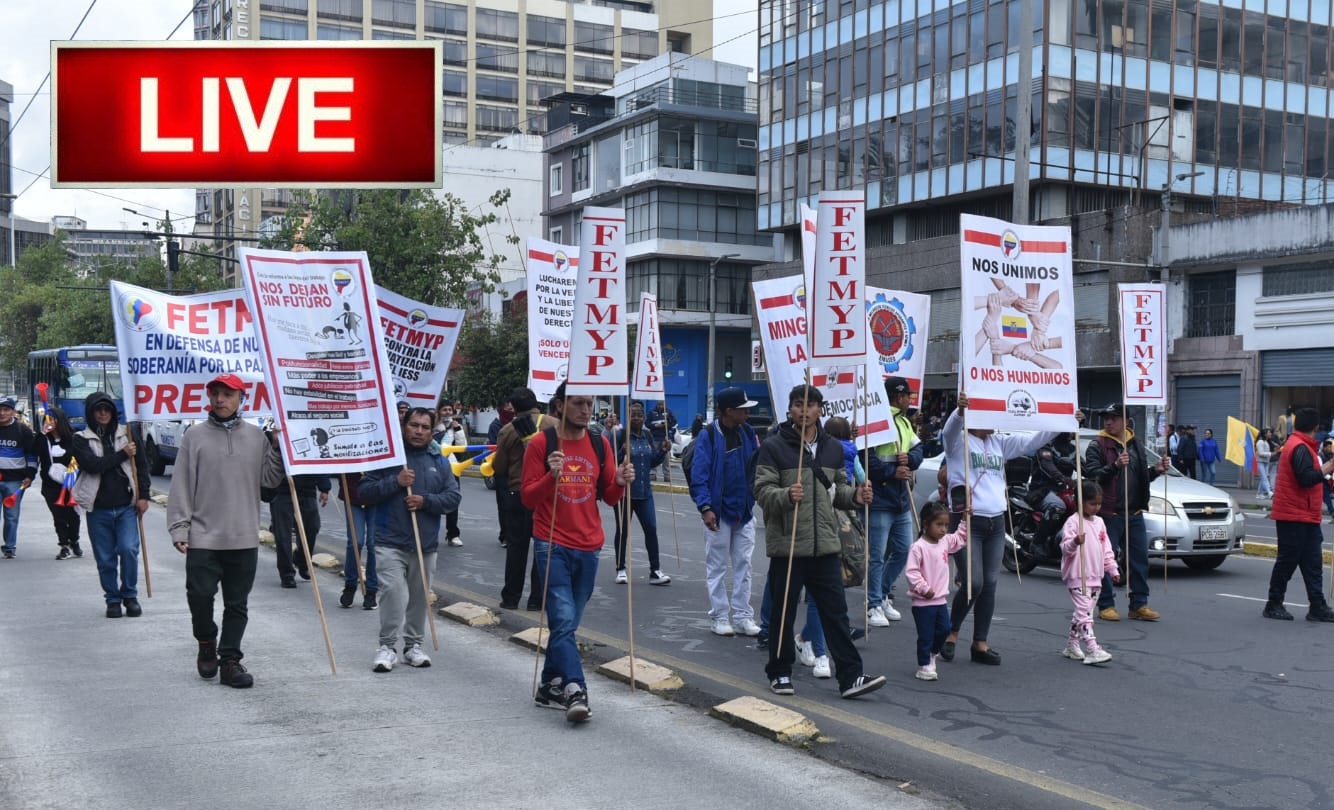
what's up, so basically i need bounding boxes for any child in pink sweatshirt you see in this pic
[1059,481,1121,665]
[905,502,969,681]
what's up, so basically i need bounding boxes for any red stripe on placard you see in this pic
[378,299,459,328]
[863,420,890,435]
[1037,401,1076,414]
[532,370,557,380]
[963,230,1001,247]
[526,249,579,266]
[968,398,1007,411]
[968,399,1075,415]
[1022,240,1068,253]
[759,294,795,309]
[963,230,1068,254]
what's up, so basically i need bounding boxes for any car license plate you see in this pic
[1199,526,1229,541]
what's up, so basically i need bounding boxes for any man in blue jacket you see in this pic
[690,387,761,637]
[865,377,924,626]
[360,407,461,672]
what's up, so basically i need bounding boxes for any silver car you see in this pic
[912,428,1245,571]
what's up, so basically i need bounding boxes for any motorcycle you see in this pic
[1002,482,1076,574]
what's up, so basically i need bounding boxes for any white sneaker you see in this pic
[881,598,902,621]
[1083,646,1112,665]
[402,643,432,668]
[734,617,762,637]
[710,618,735,637]
[795,636,816,667]
[1062,641,1085,661]
[813,655,832,679]
[448,536,463,547]
[648,570,671,585]
[915,664,938,681]
[372,645,397,673]
[615,568,628,584]
[868,606,891,627]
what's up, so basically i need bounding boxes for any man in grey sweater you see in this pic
[169,374,283,689]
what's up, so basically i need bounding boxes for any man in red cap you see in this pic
[168,374,284,688]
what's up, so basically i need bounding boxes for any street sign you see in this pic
[51,41,442,188]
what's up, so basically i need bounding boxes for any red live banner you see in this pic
[52,42,442,188]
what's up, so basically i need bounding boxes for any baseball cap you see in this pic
[1097,403,1125,418]
[884,377,912,397]
[0,397,15,409]
[206,374,247,392]
[716,387,758,412]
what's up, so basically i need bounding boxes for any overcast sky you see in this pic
[1,0,757,232]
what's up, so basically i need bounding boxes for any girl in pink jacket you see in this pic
[1059,481,1120,665]
[905,502,969,681]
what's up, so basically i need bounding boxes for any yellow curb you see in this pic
[1244,541,1334,564]
[710,696,820,745]
[510,626,549,651]
[439,601,500,627]
[311,552,339,570]
[598,655,684,692]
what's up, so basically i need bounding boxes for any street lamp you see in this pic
[1158,171,1205,270]
[705,252,741,421]
[1,192,16,268]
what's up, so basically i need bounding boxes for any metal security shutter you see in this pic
[1176,374,1242,486]
[1262,349,1334,387]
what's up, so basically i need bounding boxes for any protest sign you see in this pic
[631,293,664,400]
[239,247,404,472]
[111,280,273,420]
[375,286,463,408]
[810,191,866,361]
[958,214,1078,431]
[525,237,578,402]
[866,286,931,407]
[566,206,628,397]
[1118,283,1167,406]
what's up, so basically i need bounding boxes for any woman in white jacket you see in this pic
[1255,428,1275,499]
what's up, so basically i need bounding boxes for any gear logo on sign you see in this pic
[867,293,916,373]
[1006,390,1036,417]
[1000,230,1022,260]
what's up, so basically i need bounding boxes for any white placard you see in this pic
[866,286,931,407]
[631,293,664,399]
[1118,283,1167,406]
[810,191,866,361]
[525,238,579,402]
[375,285,463,408]
[567,206,628,397]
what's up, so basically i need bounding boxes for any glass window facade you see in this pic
[1186,270,1236,338]
[625,188,768,246]
[626,260,752,314]
[423,2,465,35]
[371,0,414,28]
[316,0,358,21]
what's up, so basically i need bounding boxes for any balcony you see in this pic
[619,84,756,116]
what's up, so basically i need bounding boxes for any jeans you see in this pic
[764,554,864,692]
[1268,520,1326,605]
[949,513,1006,642]
[376,545,437,649]
[0,479,23,552]
[1201,461,1217,486]
[911,604,950,666]
[271,489,320,579]
[867,509,914,607]
[500,491,542,607]
[534,540,598,691]
[1098,512,1150,611]
[87,505,139,604]
[704,517,756,621]
[186,548,258,662]
[613,497,661,572]
[342,503,377,592]
[1257,461,1274,496]
[759,579,825,656]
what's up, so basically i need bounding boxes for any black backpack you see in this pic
[543,426,606,500]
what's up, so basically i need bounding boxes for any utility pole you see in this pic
[1012,0,1034,224]
[705,252,740,421]
[1158,171,1205,274]
[1,192,16,268]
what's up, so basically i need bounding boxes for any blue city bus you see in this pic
[27,345,124,430]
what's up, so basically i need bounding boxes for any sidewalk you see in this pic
[0,497,947,810]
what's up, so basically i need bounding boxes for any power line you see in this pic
[0,0,101,157]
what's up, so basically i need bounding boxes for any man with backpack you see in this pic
[688,386,762,637]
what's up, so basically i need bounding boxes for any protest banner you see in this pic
[525,237,579,402]
[238,247,404,472]
[958,214,1078,431]
[375,286,463,408]
[631,293,664,400]
[810,191,866,361]
[752,274,894,449]
[1118,283,1167,406]
[111,280,273,420]
[566,206,628,397]
[866,286,931,407]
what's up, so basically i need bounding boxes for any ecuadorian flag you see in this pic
[1001,315,1028,338]
[1225,416,1260,474]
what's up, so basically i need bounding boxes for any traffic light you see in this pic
[724,355,734,380]
[167,240,180,275]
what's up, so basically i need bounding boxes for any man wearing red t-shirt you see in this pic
[521,382,631,723]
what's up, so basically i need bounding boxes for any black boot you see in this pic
[197,639,219,679]
[1262,600,1294,621]
[1307,600,1334,622]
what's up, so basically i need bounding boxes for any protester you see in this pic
[1083,403,1170,624]
[0,395,36,558]
[1256,428,1276,499]
[496,387,555,611]
[1178,425,1199,479]
[905,501,968,681]
[648,400,676,483]
[35,405,83,559]
[169,374,284,688]
[69,393,151,618]
[336,472,377,610]
[267,445,330,589]
[1262,407,1334,622]
[753,384,885,699]
[690,413,705,438]
[522,382,632,723]
[865,377,923,627]
[689,386,762,637]
[434,400,467,547]
[361,407,461,672]
[941,392,1069,664]
[1059,481,1119,665]
[1198,428,1221,486]
[488,395,514,547]
[612,402,670,585]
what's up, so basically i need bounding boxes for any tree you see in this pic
[452,309,528,410]
[264,189,510,307]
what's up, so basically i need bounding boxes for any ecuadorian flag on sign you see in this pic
[1001,315,1028,338]
[1225,416,1260,474]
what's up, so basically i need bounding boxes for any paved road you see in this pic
[0,495,950,810]
[148,471,1334,810]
